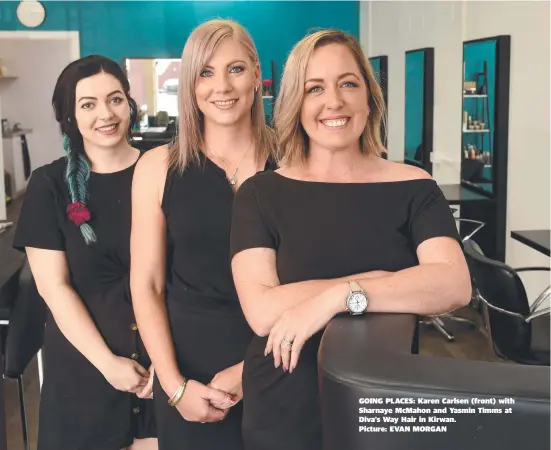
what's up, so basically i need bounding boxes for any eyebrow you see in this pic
[203,60,247,69]
[305,72,360,83]
[77,90,123,102]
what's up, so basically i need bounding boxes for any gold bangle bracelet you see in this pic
[168,379,186,406]
[168,378,188,407]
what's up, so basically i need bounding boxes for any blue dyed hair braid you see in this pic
[63,135,97,244]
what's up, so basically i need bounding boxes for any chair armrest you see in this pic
[454,218,485,242]
[319,313,550,450]
[515,267,550,272]
[529,285,551,315]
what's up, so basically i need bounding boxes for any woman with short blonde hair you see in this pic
[130,19,276,450]
[231,29,470,449]
[275,29,387,165]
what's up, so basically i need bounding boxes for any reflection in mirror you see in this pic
[369,55,388,150]
[125,58,180,126]
[124,58,180,151]
[404,48,434,173]
[460,36,509,196]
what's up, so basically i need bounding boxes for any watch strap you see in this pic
[349,280,362,293]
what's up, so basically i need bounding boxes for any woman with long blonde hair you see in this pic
[230,29,470,449]
[130,19,276,449]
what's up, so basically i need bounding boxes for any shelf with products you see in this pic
[462,58,493,172]
[463,129,490,133]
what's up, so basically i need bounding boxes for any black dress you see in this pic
[152,154,274,450]
[229,172,461,450]
[13,156,156,450]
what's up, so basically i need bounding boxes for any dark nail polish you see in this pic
[283,366,288,372]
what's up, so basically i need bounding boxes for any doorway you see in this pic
[0,31,79,220]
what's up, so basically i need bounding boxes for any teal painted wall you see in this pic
[404,51,424,162]
[370,57,381,83]
[0,1,359,83]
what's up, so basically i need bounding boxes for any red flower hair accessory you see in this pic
[67,202,91,226]
[262,79,273,87]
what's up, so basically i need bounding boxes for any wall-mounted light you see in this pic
[16,0,46,28]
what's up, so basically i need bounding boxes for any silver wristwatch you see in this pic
[346,281,368,315]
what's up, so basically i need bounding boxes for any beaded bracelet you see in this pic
[168,378,188,407]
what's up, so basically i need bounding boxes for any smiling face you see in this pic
[195,37,259,128]
[74,71,130,149]
[300,43,369,154]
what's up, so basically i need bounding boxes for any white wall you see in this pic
[361,0,550,302]
[361,1,464,184]
[0,38,72,172]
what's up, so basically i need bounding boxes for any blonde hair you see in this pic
[274,29,387,166]
[169,19,276,172]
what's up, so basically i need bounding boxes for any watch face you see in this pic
[348,292,368,313]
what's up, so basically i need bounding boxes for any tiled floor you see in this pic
[3,309,505,450]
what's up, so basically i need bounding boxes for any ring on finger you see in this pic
[282,337,294,347]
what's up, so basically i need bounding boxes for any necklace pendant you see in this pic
[229,176,237,185]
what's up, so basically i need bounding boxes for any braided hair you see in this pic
[52,55,138,244]
[62,135,97,244]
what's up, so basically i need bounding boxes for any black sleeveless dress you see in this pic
[13,155,156,450]
[229,172,461,450]
[153,153,275,450]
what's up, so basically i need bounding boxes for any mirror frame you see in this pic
[404,47,434,174]
[460,35,511,200]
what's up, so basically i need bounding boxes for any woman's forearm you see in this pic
[131,285,183,396]
[40,284,115,374]
[324,263,471,316]
[243,270,390,336]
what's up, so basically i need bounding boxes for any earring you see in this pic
[255,85,259,93]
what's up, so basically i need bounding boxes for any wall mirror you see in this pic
[369,55,388,150]
[460,36,510,197]
[404,48,434,173]
[124,58,180,125]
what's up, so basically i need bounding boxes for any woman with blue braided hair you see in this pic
[13,55,158,450]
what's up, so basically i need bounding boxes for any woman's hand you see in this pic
[101,355,150,393]
[136,365,155,399]
[174,380,234,422]
[208,362,243,408]
[265,291,339,374]
[264,272,393,372]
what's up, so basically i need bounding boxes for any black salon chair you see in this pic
[463,239,549,365]
[319,313,550,450]
[4,258,47,450]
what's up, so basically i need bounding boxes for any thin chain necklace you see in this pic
[208,144,252,186]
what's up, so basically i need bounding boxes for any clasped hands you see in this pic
[172,362,243,423]
[102,355,154,399]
